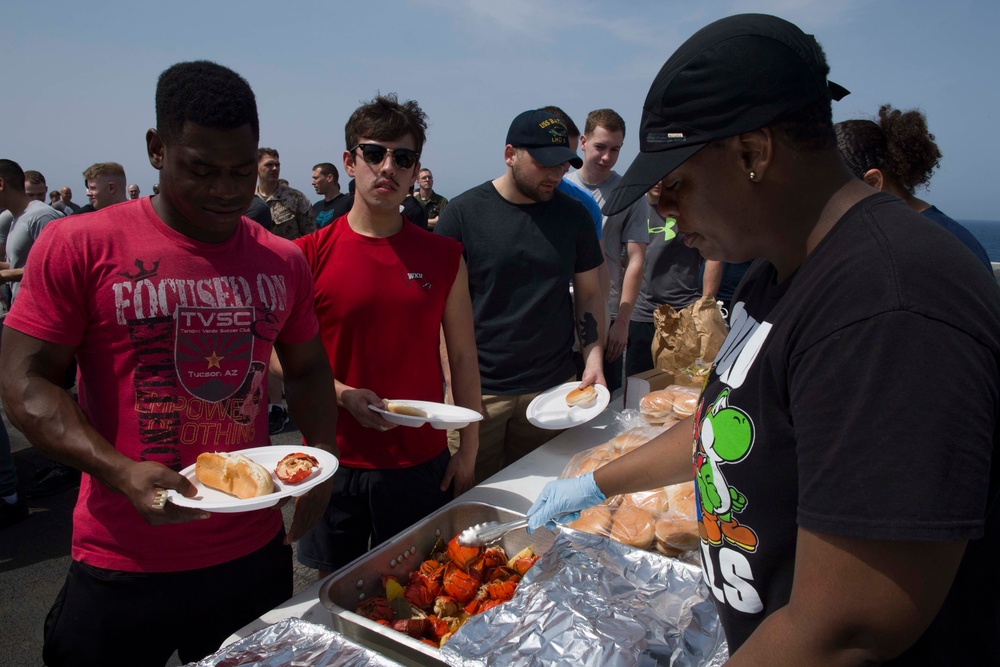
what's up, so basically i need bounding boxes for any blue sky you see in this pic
[4,0,998,219]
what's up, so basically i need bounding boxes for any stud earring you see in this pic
[749,171,757,181]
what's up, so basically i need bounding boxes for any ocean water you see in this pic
[962,219,1000,263]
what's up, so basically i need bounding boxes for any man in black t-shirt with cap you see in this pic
[436,109,605,484]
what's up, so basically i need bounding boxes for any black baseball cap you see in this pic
[506,110,584,169]
[604,14,849,215]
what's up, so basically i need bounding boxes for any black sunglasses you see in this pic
[350,143,420,170]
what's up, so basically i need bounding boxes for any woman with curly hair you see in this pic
[835,105,991,270]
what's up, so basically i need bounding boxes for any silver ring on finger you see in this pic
[151,489,168,510]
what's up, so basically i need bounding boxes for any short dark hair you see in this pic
[23,170,46,186]
[313,162,339,182]
[0,159,26,191]
[345,93,428,155]
[834,105,941,195]
[257,147,279,163]
[155,60,259,145]
[541,106,580,137]
[584,109,626,138]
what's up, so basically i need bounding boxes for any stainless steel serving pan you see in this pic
[320,501,556,666]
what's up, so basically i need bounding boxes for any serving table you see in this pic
[223,409,620,645]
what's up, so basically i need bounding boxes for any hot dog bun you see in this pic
[195,452,274,499]
[566,385,598,408]
[384,401,428,418]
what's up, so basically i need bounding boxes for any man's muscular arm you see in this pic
[0,328,206,525]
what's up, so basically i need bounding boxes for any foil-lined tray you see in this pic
[439,529,728,666]
[320,501,558,666]
[321,501,726,666]
[183,617,402,666]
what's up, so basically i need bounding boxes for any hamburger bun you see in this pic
[384,401,428,418]
[670,390,699,418]
[566,385,598,408]
[195,452,274,499]
[609,505,656,549]
[571,448,615,476]
[609,429,653,456]
[640,386,700,420]
[665,482,697,518]
[655,514,700,555]
[620,488,670,515]
[568,505,612,535]
[639,390,674,420]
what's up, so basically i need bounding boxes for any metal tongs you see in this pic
[457,512,574,547]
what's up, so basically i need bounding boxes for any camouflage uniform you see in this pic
[414,190,449,220]
[256,184,316,240]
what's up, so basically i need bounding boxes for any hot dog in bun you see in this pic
[195,452,274,499]
[565,385,598,408]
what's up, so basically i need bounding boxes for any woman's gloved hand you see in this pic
[526,472,607,533]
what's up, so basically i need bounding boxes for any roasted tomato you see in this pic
[274,452,319,483]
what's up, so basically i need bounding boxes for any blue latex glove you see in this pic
[526,472,607,533]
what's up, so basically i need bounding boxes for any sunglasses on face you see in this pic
[350,143,420,170]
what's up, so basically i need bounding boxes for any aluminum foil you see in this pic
[439,530,728,667]
[184,617,403,667]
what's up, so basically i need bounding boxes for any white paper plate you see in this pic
[166,445,338,513]
[526,382,610,430]
[368,400,483,430]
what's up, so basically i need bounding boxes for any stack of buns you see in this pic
[563,426,699,557]
[639,385,701,425]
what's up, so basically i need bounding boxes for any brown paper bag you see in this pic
[651,295,728,374]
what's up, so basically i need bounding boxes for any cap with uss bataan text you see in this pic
[506,110,584,169]
[603,13,849,216]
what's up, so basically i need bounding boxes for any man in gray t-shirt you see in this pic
[0,161,63,301]
[619,185,722,376]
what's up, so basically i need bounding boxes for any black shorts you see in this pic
[43,527,292,667]
[296,448,452,572]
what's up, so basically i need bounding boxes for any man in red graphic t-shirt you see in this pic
[293,94,482,578]
[0,61,338,667]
